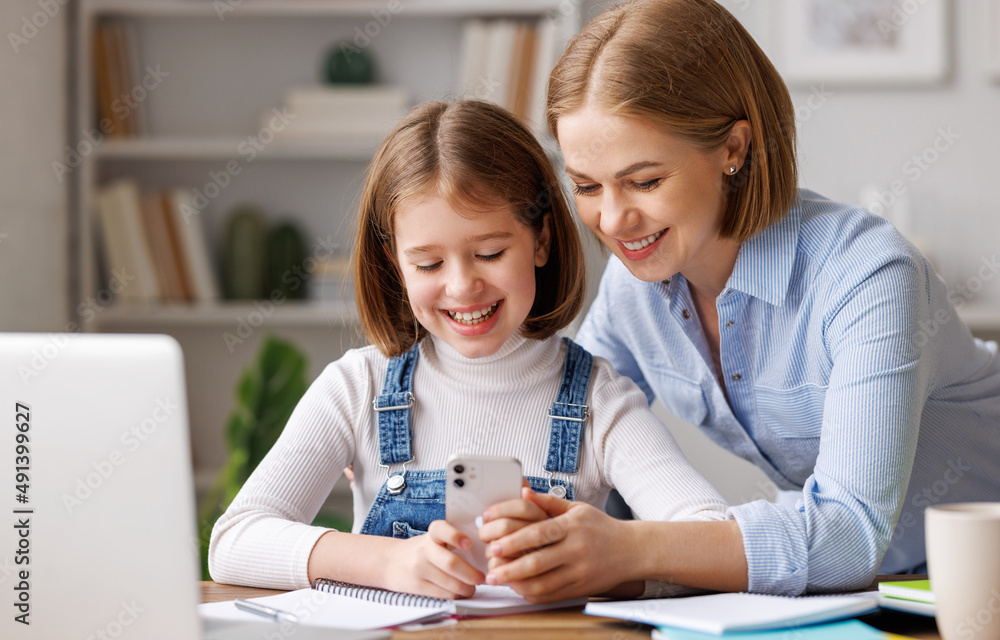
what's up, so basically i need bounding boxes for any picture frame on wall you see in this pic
[771,0,949,87]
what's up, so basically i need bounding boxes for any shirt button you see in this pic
[681,309,690,319]
[725,319,734,327]
[731,373,742,381]
[725,290,733,296]
[663,278,671,285]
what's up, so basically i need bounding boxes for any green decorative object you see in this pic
[266,220,309,300]
[197,336,347,578]
[324,42,375,84]
[222,205,266,300]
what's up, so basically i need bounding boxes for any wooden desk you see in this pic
[201,576,942,639]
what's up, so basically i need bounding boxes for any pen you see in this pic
[234,599,300,625]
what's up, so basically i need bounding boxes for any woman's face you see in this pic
[557,103,740,288]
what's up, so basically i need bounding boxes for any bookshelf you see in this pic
[71,0,580,510]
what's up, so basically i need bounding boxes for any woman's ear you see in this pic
[724,119,752,172]
[534,213,553,267]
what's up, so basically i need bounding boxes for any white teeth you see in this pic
[622,230,664,251]
[447,303,498,326]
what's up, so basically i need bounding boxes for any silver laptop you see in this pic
[0,333,383,640]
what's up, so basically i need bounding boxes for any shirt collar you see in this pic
[725,196,802,307]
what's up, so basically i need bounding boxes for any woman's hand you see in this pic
[478,486,551,560]
[381,520,485,599]
[484,491,644,602]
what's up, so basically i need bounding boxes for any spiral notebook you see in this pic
[199,579,587,631]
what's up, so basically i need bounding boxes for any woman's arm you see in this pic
[483,491,746,602]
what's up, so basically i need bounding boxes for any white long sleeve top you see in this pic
[209,333,729,590]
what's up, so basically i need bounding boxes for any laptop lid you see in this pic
[0,333,201,639]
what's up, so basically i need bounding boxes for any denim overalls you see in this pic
[358,337,593,539]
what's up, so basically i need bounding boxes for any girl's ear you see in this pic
[534,213,553,268]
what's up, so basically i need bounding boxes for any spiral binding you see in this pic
[311,577,449,609]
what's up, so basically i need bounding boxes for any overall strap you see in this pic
[544,337,593,475]
[373,343,420,466]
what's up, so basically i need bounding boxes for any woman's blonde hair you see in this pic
[547,0,797,242]
[353,100,586,358]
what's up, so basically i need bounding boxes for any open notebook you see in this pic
[585,592,880,635]
[199,580,587,631]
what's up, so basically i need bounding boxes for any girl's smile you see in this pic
[394,189,550,359]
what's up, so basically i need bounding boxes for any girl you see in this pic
[209,100,729,600]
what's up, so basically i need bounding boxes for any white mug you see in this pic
[926,503,1000,640]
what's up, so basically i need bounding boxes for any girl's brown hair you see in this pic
[547,0,798,242]
[353,100,585,358]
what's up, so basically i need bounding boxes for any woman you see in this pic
[483,0,1000,599]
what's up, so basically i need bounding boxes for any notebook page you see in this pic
[585,592,879,634]
[198,588,449,630]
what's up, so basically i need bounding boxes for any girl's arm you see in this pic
[308,522,484,599]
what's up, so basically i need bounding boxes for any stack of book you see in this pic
[458,17,560,134]
[876,579,935,617]
[94,180,219,305]
[268,85,410,143]
[93,19,147,138]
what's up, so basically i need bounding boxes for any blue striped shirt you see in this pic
[576,189,1000,595]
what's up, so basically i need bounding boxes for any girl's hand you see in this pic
[478,486,550,554]
[381,520,484,599]
[484,491,643,602]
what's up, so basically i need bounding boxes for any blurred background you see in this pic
[2,0,999,526]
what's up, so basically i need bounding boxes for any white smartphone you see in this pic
[445,454,523,574]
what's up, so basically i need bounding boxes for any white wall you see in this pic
[0,0,68,331]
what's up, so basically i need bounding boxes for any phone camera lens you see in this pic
[453,478,464,488]
[453,464,465,474]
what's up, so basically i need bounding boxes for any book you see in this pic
[584,592,879,635]
[139,191,187,301]
[877,579,934,603]
[164,189,220,302]
[877,594,935,617]
[93,179,160,302]
[198,582,587,631]
[652,619,918,639]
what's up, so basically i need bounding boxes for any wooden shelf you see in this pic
[97,300,358,328]
[89,0,570,19]
[95,135,382,161]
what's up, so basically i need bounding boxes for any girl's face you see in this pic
[556,103,740,288]
[394,189,551,359]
